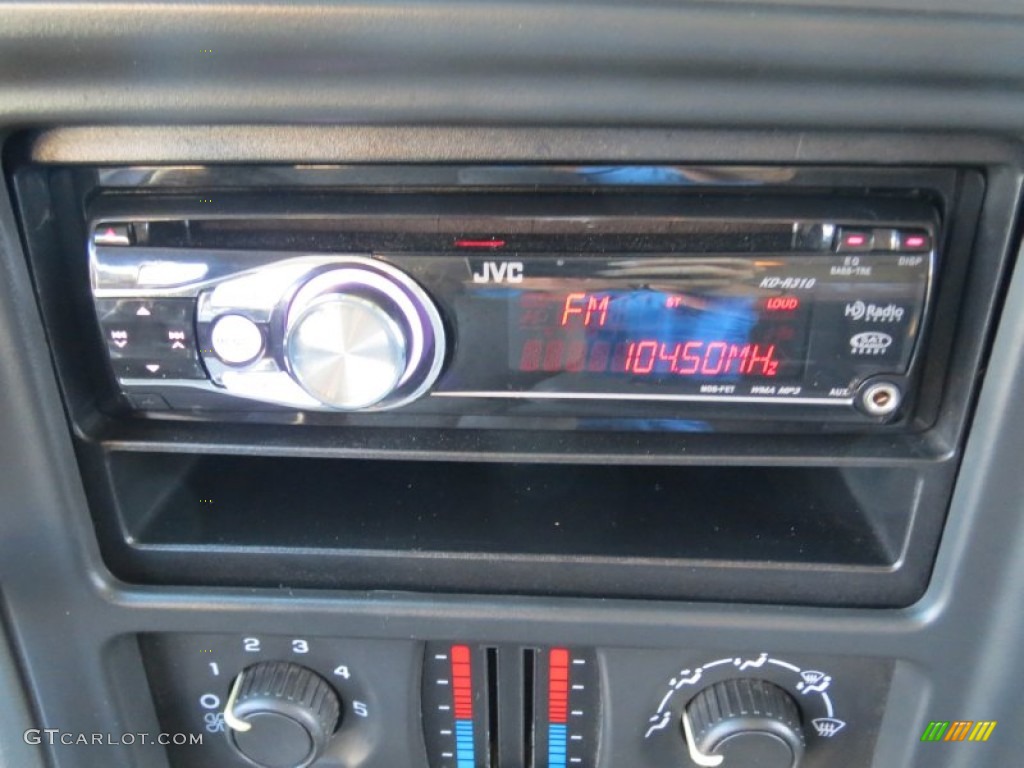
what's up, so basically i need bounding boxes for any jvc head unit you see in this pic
[88,193,937,430]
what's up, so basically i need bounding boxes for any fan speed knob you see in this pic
[224,661,341,768]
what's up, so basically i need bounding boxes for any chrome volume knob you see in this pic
[283,259,446,411]
[288,294,407,410]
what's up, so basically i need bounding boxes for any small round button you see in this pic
[211,314,264,366]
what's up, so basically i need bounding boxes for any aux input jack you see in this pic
[859,380,903,418]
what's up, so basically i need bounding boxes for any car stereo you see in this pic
[88,193,937,428]
[8,159,1001,605]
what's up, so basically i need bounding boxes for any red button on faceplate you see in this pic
[899,231,931,251]
[835,229,874,252]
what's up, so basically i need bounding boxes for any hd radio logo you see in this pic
[920,720,997,743]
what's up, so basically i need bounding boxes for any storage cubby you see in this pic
[85,451,945,606]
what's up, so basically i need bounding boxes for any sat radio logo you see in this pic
[920,720,997,743]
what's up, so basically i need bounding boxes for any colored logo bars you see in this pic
[920,721,997,742]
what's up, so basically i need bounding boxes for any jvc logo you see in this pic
[471,261,524,283]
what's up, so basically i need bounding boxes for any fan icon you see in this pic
[812,717,847,738]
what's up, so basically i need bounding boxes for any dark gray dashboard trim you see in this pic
[0,619,44,768]
[27,126,1024,166]
[0,127,1022,766]
[2,2,1024,131]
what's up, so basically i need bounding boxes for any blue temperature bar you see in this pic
[548,724,568,768]
[455,720,475,768]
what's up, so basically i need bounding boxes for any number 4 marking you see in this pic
[333,665,351,679]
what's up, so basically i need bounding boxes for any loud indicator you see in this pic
[536,648,600,768]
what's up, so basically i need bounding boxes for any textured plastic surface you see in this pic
[0,129,1021,768]
[0,4,1021,764]
[3,3,1024,130]
[0,622,45,768]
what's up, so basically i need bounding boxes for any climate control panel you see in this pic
[140,633,890,768]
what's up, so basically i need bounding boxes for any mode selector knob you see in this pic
[284,259,446,411]
[682,679,805,768]
[224,661,341,768]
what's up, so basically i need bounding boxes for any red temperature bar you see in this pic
[451,644,474,720]
[548,648,569,724]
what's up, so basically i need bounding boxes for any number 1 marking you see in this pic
[209,662,220,677]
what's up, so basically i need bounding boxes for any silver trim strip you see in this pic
[431,391,854,406]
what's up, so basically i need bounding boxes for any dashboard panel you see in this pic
[5,160,1001,616]
[1,3,1024,768]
